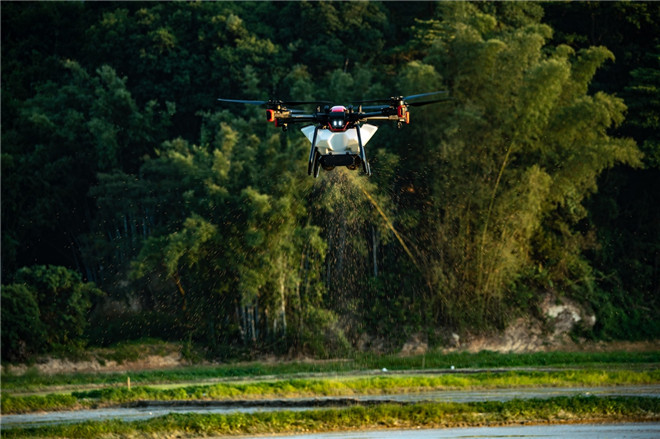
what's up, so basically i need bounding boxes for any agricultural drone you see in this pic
[218,91,448,177]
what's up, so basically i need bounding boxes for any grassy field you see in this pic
[3,349,659,392]
[2,349,658,437]
[2,367,659,414]
[3,396,659,438]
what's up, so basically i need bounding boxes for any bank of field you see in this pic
[2,368,659,414]
[3,396,659,439]
[3,350,659,392]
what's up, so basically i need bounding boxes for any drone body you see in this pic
[301,123,378,176]
[218,92,447,177]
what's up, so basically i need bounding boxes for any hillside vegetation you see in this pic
[2,2,658,362]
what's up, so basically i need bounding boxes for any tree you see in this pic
[5,266,103,352]
[392,2,642,329]
[1,60,170,281]
[1,284,46,362]
[543,2,660,339]
[126,108,335,355]
[2,1,656,360]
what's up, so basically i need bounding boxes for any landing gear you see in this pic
[313,151,321,178]
[307,126,319,177]
[356,125,371,176]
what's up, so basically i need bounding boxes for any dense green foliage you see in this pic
[545,2,660,341]
[2,2,658,361]
[1,266,103,361]
[3,397,659,438]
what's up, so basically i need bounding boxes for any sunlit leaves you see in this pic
[2,1,655,357]
[396,4,643,328]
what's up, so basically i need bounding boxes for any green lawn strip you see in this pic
[4,396,659,439]
[0,393,89,414]
[3,369,659,414]
[3,350,658,393]
[0,362,354,392]
[354,350,660,370]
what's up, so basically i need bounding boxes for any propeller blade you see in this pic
[360,105,390,111]
[406,98,451,107]
[355,91,448,105]
[283,100,332,106]
[218,98,332,107]
[218,99,334,113]
[217,98,268,105]
[353,98,390,104]
[404,91,448,101]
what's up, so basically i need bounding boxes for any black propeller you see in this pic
[217,98,269,105]
[217,98,331,107]
[353,91,449,105]
[360,105,390,111]
[403,91,448,101]
[284,100,333,106]
[406,98,449,107]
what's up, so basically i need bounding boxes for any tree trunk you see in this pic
[279,259,287,337]
[280,286,287,337]
[372,225,379,278]
[173,272,187,312]
[237,304,246,344]
[247,305,256,345]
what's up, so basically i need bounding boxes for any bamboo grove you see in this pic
[2,2,658,361]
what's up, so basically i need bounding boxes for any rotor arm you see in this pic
[358,112,406,124]
[269,113,318,130]
[274,115,317,124]
[359,112,399,119]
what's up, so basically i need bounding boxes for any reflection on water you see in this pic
[255,423,660,439]
[356,385,660,403]
[0,406,305,429]
[2,385,658,430]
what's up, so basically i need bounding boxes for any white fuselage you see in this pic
[301,124,378,155]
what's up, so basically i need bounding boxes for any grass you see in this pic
[3,396,659,438]
[2,369,658,414]
[0,393,84,414]
[3,349,658,392]
[356,349,660,369]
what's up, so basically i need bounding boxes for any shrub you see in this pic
[1,265,104,360]
[1,284,46,362]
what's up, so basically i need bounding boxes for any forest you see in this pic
[2,1,658,362]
